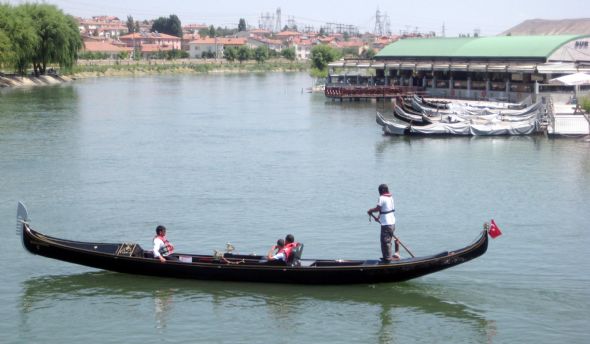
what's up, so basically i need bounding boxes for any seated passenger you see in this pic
[283,234,299,263]
[266,239,286,262]
[153,225,175,263]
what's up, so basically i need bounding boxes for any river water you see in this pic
[1,73,588,343]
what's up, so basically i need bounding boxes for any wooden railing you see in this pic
[325,85,423,98]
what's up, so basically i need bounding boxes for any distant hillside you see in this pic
[501,18,590,35]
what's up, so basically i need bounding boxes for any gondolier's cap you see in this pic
[378,184,389,194]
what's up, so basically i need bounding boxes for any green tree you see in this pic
[310,44,341,77]
[0,4,39,74]
[238,18,246,32]
[237,45,251,63]
[151,14,182,37]
[341,47,359,57]
[254,46,269,63]
[281,47,296,61]
[126,15,135,33]
[224,46,237,62]
[581,97,590,114]
[198,27,209,37]
[208,25,216,37]
[18,3,81,75]
[118,51,129,59]
[0,29,13,69]
[362,48,376,59]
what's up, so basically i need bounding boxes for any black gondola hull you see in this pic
[21,223,488,284]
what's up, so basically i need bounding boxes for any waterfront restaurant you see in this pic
[327,35,590,102]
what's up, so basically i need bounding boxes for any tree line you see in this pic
[218,46,296,63]
[0,3,82,75]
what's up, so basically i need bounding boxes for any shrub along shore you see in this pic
[0,59,310,88]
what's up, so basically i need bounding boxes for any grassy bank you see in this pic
[71,59,310,78]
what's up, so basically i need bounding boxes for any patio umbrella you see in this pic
[549,72,590,86]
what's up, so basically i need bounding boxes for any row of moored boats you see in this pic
[376,95,545,136]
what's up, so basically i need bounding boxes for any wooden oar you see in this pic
[369,213,415,258]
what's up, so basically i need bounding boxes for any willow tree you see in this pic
[0,25,12,69]
[0,4,38,74]
[18,3,82,75]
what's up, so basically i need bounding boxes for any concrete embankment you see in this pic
[0,75,73,88]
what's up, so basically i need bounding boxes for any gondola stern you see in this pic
[16,201,33,254]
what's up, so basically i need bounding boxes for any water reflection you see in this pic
[0,85,78,115]
[0,85,79,137]
[21,272,496,341]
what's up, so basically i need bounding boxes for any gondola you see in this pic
[393,104,429,125]
[16,202,489,285]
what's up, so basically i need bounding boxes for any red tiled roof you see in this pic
[120,32,181,40]
[183,23,208,30]
[249,36,282,45]
[294,39,313,46]
[183,33,201,41]
[336,41,365,48]
[140,44,174,52]
[275,31,301,37]
[83,41,132,52]
[190,37,247,45]
[250,28,271,34]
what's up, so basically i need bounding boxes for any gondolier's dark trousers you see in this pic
[380,225,395,260]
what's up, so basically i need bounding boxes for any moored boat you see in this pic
[16,202,489,285]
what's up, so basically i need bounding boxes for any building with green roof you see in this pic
[328,35,590,101]
[374,35,589,62]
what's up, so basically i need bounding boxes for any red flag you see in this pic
[489,219,502,239]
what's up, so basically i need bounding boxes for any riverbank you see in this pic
[0,74,74,88]
[1,59,310,88]
[73,58,308,77]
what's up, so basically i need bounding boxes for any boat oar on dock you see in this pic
[369,213,415,258]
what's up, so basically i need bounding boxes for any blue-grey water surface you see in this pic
[1,73,589,343]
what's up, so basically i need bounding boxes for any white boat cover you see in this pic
[469,120,537,136]
[376,112,408,135]
[410,122,471,135]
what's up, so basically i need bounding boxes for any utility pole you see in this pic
[275,7,282,32]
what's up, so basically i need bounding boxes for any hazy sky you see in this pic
[9,0,589,36]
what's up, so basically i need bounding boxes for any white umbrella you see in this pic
[549,72,590,86]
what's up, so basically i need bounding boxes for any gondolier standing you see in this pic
[367,184,400,261]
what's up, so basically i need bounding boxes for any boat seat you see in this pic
[287,243,304,266]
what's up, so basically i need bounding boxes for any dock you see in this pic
[324,85,422,101]
[547,103,590,136]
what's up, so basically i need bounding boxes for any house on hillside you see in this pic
[247,36,283,52]
[188,37,247,58]
[249,29,272,37]
[81,41,133,59]
[291,38,313,60]
[275,31,302,43]
[182,33,200,51]
[334,39,367,56]
[183,23,208,34]
[119,32,181,50]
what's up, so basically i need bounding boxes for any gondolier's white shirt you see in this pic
[153,237,169,258]
[378,195,395,226]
